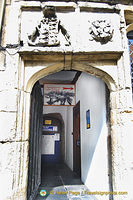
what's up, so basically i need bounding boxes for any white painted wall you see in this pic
[65,107,73,170]
[76,72,109,199]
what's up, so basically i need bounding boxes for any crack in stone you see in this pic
[0,140,28,144]
[120,110,132,113]
[0,110,17,113]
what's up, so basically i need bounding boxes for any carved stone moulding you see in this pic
[89,19,114,44]
[37,0,132,5]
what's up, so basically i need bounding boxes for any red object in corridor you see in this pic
[63,87,73,90]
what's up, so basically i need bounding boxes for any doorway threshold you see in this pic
[35,163,96,200]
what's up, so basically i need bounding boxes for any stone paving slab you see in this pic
[35,164,96,200]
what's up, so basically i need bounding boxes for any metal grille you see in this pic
[128,39,133,88]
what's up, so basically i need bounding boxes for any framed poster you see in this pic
[43,84,76,106]
[86,110,90,129]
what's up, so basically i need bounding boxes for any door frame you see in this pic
[73,101,81,176]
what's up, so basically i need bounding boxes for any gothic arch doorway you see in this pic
[25,67,113,200]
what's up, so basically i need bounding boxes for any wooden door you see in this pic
[73,101,81,176]
[27,82,43,200]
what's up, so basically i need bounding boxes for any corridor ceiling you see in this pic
[39,70,81,85]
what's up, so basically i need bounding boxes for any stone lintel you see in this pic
[79,2,120,13]
[19,0,133,7]
[20,1,76,11]
[23,53,65,63]
[64,53,72,70]
[19,51,123,62]
[72,51,122,61]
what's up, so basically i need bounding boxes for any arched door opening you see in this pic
[41,113,65,165]
[27,70,112,200]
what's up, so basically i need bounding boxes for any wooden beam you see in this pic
[71,71,82,84]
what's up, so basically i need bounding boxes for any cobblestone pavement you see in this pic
[35,163,96,200]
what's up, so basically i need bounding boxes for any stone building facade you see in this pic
[0,0,133,200]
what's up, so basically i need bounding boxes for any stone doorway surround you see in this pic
[0,1,133,200]
[18,50,132,200]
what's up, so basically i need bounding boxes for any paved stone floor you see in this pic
[35,163,96,200]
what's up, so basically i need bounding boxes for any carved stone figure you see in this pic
[28,6,71,46]
[89,19,114,44]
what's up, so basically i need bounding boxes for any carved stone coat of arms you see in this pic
[28,6,71,47]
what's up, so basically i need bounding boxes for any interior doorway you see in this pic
[41,115,62,164]
[73,101,81,177]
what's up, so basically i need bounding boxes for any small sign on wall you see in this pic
[42,126,58,132]
[86,110,90,129]
[45,120,52,125]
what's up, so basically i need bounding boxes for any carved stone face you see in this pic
[42,6,56,18]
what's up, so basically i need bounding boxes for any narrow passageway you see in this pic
[35,162,95,200]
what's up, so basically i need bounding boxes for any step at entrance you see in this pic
[35,163,96,200]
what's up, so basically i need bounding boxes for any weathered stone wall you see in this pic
[0,0,133,200]
[20,0,133,5]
